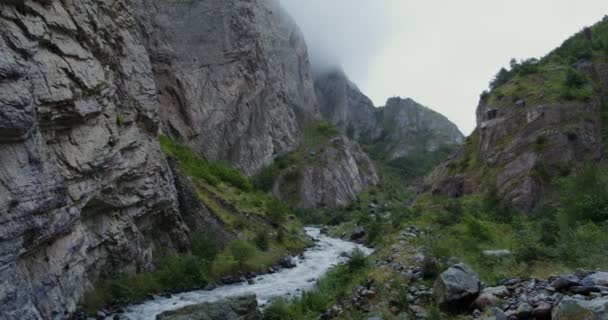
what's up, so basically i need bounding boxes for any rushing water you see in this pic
[113,227,373,320]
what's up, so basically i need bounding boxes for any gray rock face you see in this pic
[314,69,377,141]
[135,0,319,176]
[314,71,465,160]
[552,297,608,319]
[156,295,261,320]
[433,263,481,312]
[375,97,465,159]
[475,98,602,211]
[274,136,379,209]
[0,1,193,319]
[426,59,606,211]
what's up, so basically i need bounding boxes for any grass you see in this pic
[262,250,371,320]
[79,137,312,314]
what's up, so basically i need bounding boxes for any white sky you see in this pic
[280,0,608,135]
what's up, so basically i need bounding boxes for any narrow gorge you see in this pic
[2,1,607,320]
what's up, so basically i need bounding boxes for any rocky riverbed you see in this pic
[103,228,372,320]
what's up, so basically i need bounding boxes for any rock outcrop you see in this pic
[314,70,465,160]
[156,295,262,320]
[0,0,383,318]
[0,1,191,319]
[314,69,377,141]
[375,97,465,159]
[135,0,319,176]
[425,20,608,211]
[433,264,481,312]
[273,136,378,209]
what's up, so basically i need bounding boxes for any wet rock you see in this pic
[351,227,366,240]
[433,263,481,312]
[409,305,428,319]
[156,295,261,320]
[278,257,296,269]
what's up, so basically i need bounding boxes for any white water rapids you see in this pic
[112,227,373,320]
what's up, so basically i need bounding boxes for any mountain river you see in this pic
[113,227,373,319]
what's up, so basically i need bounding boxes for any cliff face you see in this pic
[0,1,192,319]
[0,0,379,318]
[375,97,465,159]
[135,0,318,176]
[314,69,377,141]
[273,135,378,209]
[425,20,608,211]
[314,71,465,160]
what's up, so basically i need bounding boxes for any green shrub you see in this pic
[556,165,608,227]
[254,232,270,251]
[265,197,288,226]
[346,248,368,271]
[159,135,252,191]
[253,165,279,192]
[191,231,222,261]
[228,240,257,268]
[263,298,295,320]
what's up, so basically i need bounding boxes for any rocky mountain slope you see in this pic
[0,1,195,318]
[134,0,318,176]
[0,0,383,318]
[425,17,608,211]
[314,70,465,160]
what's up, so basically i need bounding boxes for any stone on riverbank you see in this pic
[155,295,261,320]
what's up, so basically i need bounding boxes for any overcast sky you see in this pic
[280,0,608,135]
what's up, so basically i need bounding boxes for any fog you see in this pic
[280,0,608,135]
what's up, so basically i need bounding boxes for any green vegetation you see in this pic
[80,137,311,314]
[262,249,371,320]
[487,18,608,107]
[160,135,253,191]
[253,122,340,205]
[413,164,608,283]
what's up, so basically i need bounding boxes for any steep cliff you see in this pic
[135,0,319,176]
[314,71,464,161]
[374,97,465,160]
[0,0,379,318]
[425,18,608,211]
[272,134,378,209]
[314,69,377,141]
[0,1,191,319]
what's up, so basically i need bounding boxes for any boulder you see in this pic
[551,275,581,291]
[351,227,366,240]
[433,263,481,312]
[583,272,608,287]
[552,297,608,319]
[156,295,261,320]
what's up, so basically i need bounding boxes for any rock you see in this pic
[473,292,500,309]
[319,304,342,320]
[515,100,526,108]
[409,305,428,318]
[551,275,581,291]
[433,263,481,312]
[482,250,513,258]
[156,295,261,320]
[492,307,508,320]
[278,257,297,269]
[516,302,533,319]
[582,272,608,287]
[532,302,552,320]
[483,286,510,297]
[350,227,366,240]
[552,297,608,319]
